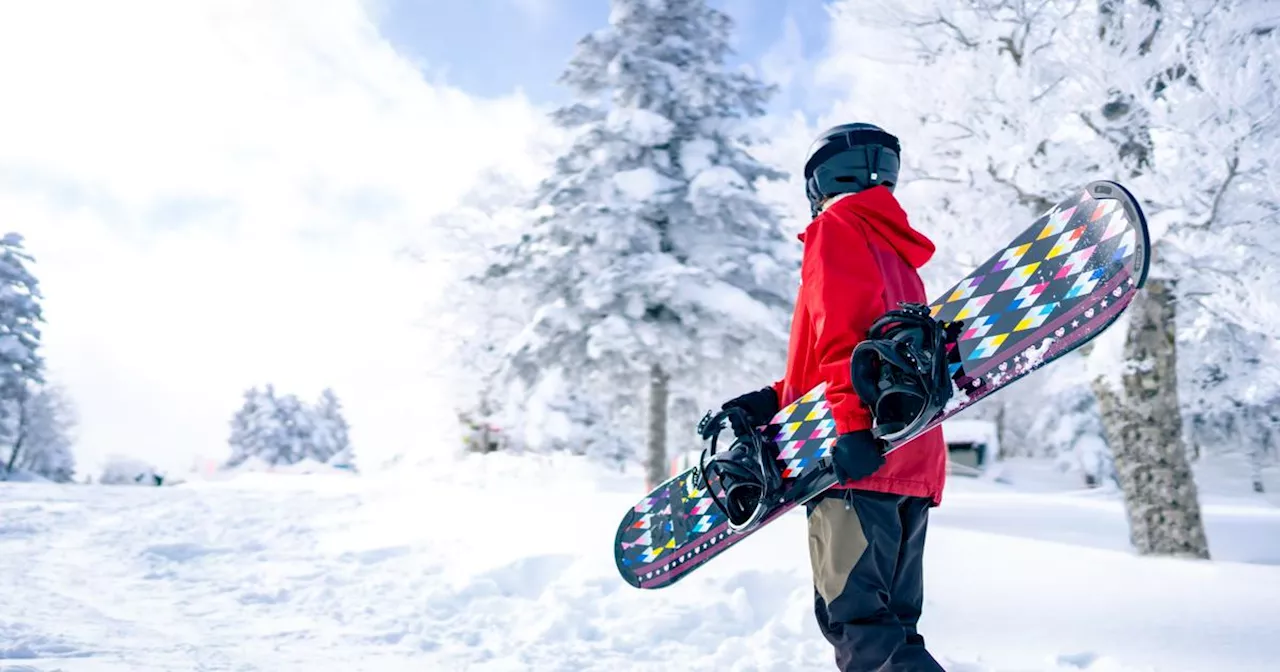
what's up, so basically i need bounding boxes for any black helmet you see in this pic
[803,122,901,217]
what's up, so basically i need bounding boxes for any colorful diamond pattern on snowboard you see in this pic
[767,386,838,479]
[616,183,1151,590]
[932,190,1138,362]
[614,387,842,587]
[997,262,1040,291]
[618,469,728,569]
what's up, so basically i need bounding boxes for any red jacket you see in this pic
[772,187,948,505]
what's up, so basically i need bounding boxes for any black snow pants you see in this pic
[805,488,944,672]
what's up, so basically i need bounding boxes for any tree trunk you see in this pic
[2,437,18,476]
[1250,426,1268,494]
[645,364,670,491]
[1093,279,1210,558]
[994,402,1010,460]
[477,395,496,453]
[4,392,30,476]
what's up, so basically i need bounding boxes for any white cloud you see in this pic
[0,0,552,475]
[759,13,805,93]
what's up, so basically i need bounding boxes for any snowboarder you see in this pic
[714,123,947,671]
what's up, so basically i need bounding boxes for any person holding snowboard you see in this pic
[715,123,947,672]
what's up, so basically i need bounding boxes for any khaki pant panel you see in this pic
[807,497,869,605]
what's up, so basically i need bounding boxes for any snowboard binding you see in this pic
[851,302,957,444]
[694,407,783,534]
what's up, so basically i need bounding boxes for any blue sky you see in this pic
[376,0,834,113]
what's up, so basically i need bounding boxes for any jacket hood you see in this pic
[801,186,936,269]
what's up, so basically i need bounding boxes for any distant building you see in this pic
[940,419,1001,477]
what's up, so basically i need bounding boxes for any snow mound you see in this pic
[0,470,50,483]
[0,621,90,660]
[217,456,358,477]
[98,455,162,486]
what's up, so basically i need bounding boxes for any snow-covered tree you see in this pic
[0,232,46,461]
[1,384,76,482]
[516,367,633,464]
[312,388,354,469]
[821,0,1279,557]
[1101,3,1275,504]
[418,170,546,455]
[225,385,355,469]
[274,392,311,465]
[1081,0,1274,559]
[480,0,797,483]
[226,385,280,468]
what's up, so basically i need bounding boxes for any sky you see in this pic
[374,0,834,111]
[0,0,847,477]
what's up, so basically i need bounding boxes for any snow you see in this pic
[1085,309,1131,394]
[687,165,749,211]
[679,138,716,178]
[611,167,668,201]
[679,280,786,333]
[944,383,973,413]
[0,469,50,483]
[1,453,1277,671]
[604,108,674,147]
[1022,336,1055,368]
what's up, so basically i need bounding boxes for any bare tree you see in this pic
[822,0,1279,553]
[4,385,76,483]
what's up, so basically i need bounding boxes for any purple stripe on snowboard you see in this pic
[1042,284,1133,361]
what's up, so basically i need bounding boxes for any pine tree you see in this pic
[483,0,795,482]
[312,388,354,468]
[226,386,270,468]
[226,385,355,470]
[0,233,47,476]
[226,385,292,468]
[271,391,308,466]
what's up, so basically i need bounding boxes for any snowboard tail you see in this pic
[615,180,1151,589]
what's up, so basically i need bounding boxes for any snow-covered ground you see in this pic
[2,455,1278,672]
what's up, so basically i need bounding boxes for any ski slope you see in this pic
[1,455,1278,672]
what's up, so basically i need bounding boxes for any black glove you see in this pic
[722,386,780,428]
[831,430,887,483]
[700,386,780,439]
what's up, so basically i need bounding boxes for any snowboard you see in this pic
[614,180,1151,590]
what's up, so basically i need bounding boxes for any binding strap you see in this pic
[850,303,955,443]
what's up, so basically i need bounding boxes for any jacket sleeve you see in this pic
[801,213,887,435]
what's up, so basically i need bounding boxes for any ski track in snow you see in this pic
[1,455,1279,672]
